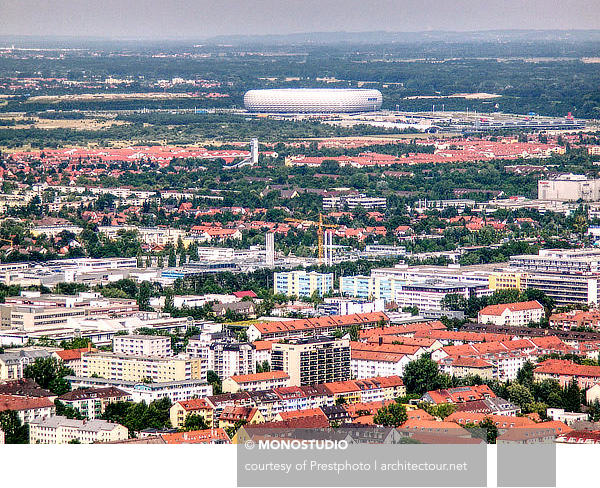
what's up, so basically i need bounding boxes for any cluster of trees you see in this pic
[441,288,555,320]
[101,398,172,437]
[24,357,74,396]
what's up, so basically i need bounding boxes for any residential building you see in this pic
[57,387,131,420]
[271,336,351,386]
[478,300,545,326]
[351,350,410,379]
[421,385,496,404]
[437,356,494,380]
[546,408,588,426]
[222,371,291,393]
[170,398,214,429]
[274,271,334,297]
[340,275,403,301]
[186,335,255,379]
[212,301,256,318]
[81,352,203,383]
[247,312,389,341]
[456,397,521,416]
[53,347,94,376]
[0,394,55,424]
[161,428,230,444]
[549,310,600,330]
[534,359,600,388]
[219,406,264,428]
[66,376,212,404]
[113,334,172,357]
[29,416,128,444]
[0,350,51,381]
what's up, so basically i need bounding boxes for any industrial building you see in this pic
[244,88,383,113]
[538,174,600,202]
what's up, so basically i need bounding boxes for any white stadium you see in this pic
[243,88,383,113]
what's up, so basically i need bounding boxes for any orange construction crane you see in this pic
[285,213,338,263]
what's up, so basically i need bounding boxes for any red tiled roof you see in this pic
[161,428,230,444]
[277,408,326,421]
[0,394,54,412]
[54,346,94,361]
[424,385,496,404]
[534,359,600,378]
[229,371,289,384]
[478,300,543,317]
[177,398,213,412]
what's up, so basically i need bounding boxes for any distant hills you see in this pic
[2,30,600,49]
[204,29,600,46]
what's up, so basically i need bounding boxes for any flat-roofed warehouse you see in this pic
[243,88,383,113]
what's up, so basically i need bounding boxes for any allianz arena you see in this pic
[243,88,383,113]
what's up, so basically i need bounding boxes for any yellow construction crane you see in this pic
[0,234,16,251]
[285,213,338,263]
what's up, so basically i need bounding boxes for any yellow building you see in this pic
[81,352,202,383]
[170,398,214,429]
[488,271,528,291]
[218,406,264,429]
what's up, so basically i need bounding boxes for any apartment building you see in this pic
[340,275,404,301]
[271,336,350,386]
[53,347,95,376]
[222,371,291,393]
[534,359,600,388]
[274,271,334,297]
[29,416,128,444]
[113,334,172,357]
[437,356,494,380]
[247,312,389,341]
[81,352,203,383]
[186,335,254,380]
[350,350,410,379]
[57,387,131,420]
[0,394,55,424]
[0,350,51,381]
[549,310,600,330]
[66,376,212,404]
[170,398,214,429]
[478,301,545,326]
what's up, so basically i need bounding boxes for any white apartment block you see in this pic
[29,416,128,444]
[222,371,291,393]
[478,301,544,327]
[350,352,411,379]
[113,334,172,357]
[187,336,255,380]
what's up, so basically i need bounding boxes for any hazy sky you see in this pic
[1,0,599,39]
